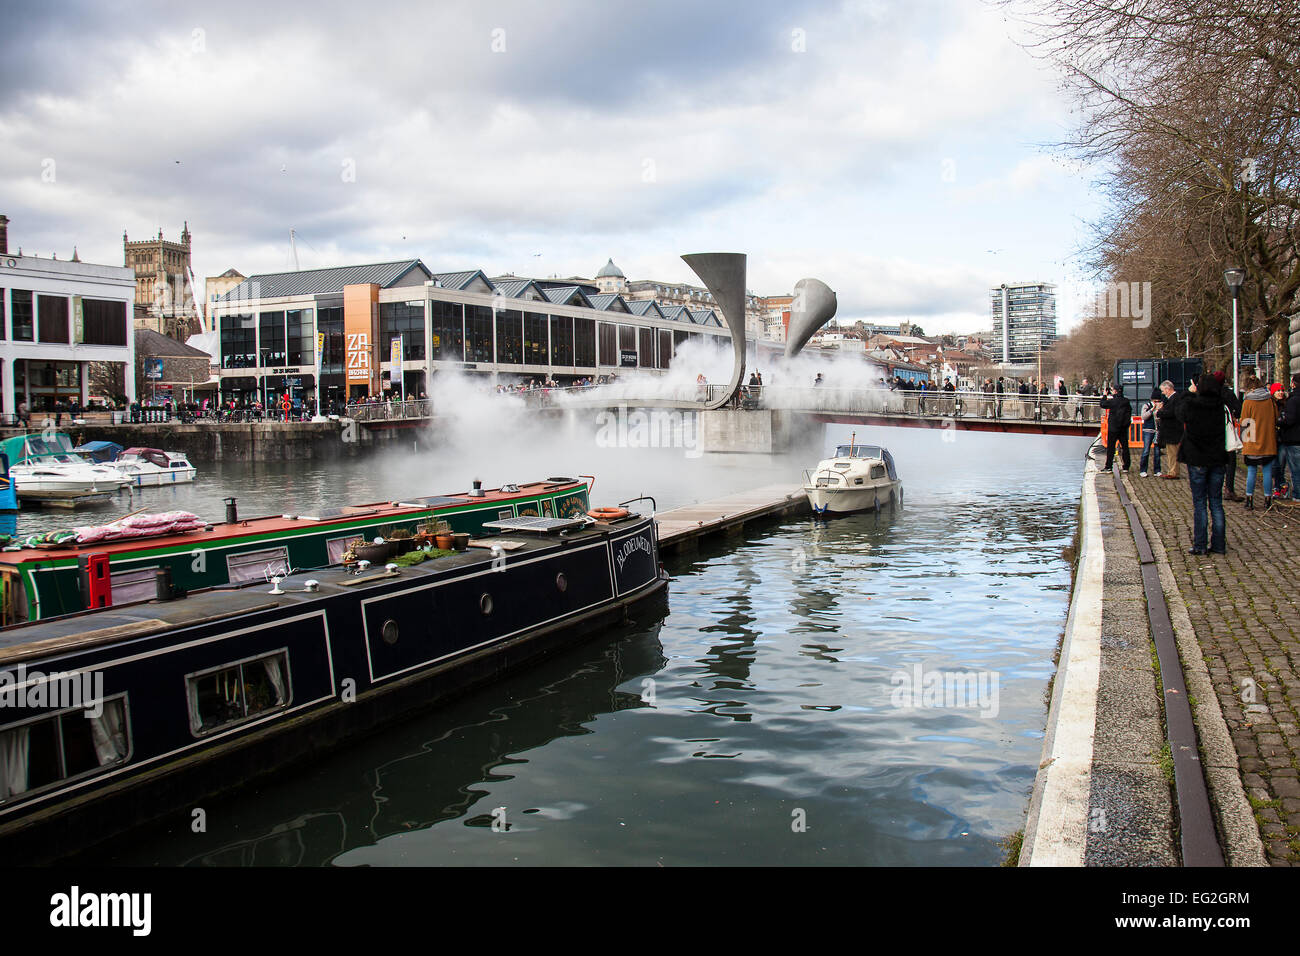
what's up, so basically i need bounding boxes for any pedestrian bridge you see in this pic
[348,386,1103,438]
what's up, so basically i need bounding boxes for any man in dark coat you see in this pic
[1214,370,1244,500]
[1154,380,1185,478]
[1177,374,1229,554]
[1100,385,1132,470]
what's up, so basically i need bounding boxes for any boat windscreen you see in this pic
[833,444,898,480]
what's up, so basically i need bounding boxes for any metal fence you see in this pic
[344,400,433,422]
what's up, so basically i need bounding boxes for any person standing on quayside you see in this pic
[1177,374,1229,554]
[1138,387,1161,477]
[1100,384,1132,470]
[1215,370,1245,501]
[1155,379,1185,478]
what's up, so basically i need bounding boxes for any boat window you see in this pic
[170,461,187,469]
[0,696,131,804]
[186,651,290,736]
[497,509,513,520]
[110,566,161,604]
[870,465,886,479]
[226,547,290,584]
[325,536,355,565]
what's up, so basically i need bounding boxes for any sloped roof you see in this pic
[430,269,493,291]
[689,309,722,327]
[135,328,212,357]
[542,286,592,307]
[217,260,430,301]
[627,300,664,319]
[491,277,544,299]
[584,293,631,312]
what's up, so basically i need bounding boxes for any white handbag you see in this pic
[1225,408,1244,453]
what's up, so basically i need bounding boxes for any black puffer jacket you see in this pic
[1176,390,1228,467]
[1100,392,1132,433]
[1279,391,1300,446]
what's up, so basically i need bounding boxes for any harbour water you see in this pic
[57,425,1089,866]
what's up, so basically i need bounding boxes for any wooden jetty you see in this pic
[17,489,115,509]
[655,484,809,553]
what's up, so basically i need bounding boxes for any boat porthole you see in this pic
[480,593,493,615]
[382,619,399,645]
[555,572,568,592]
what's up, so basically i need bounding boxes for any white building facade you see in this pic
[0,252,137,418]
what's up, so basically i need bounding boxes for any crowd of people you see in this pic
[1100,370,1300,555]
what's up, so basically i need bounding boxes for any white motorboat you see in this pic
[8,455,132,493]
[109,447,198,486]
[803,438,903,516]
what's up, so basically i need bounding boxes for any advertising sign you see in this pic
[390,336,403,397]
[145,358,164,380]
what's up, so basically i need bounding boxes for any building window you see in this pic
[258,311,286,367]
[82,298,128,346]
[220,314,256,369]
[658,329,672,369]
[186,651,291,736]
[597,322,617,366]
[0,697,131,803]
[494,309,522,364]
[380,302,425,363]
[639,327,655,369]
[524,312,547,366]
[318,306,343,375]
[430,299,464,362]
[287,308,315,366]
[11,290,33,341]
[550,315,574,366]
[465,305,492,363]
[574,318,595,367]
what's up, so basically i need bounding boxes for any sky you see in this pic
[0,0,1106,336]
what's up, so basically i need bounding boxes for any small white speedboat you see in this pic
[9,455,132,493]
[109,447,198,486]
[803,440,903,516]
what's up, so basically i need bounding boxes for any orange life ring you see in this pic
[588,506,629,520]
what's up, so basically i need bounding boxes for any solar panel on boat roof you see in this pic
[399,496,467,508]
[482,516,587,533]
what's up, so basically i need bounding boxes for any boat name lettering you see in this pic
[615,535,653,572]
[0,665,105,718]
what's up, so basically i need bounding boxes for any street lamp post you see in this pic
[1224,268,1246,394]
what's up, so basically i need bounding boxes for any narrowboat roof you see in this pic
[0,478,587,567]
[0,505,639,663]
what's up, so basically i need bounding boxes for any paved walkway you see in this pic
[1125,466,1298,865]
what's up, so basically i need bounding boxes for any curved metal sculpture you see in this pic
[682,253,748,410]
[784,278,837,359]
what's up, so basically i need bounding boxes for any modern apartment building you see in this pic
[989,282,1057,365]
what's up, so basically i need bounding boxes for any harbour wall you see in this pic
[0,421,417,462]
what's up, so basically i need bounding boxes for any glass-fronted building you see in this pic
[211,260,731,409]
[989,282,1057,365]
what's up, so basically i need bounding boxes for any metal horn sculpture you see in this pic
[682,252,748,410]
[784,278,837,359]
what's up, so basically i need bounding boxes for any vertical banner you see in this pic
[72,295,84,343]
[390,336,404,398]
[343,284,378,395]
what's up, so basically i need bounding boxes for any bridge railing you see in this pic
[344,400,433,421]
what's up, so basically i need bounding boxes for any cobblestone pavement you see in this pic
[1125,467,1300,865]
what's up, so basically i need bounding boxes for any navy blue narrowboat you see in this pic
[0,505,666,860]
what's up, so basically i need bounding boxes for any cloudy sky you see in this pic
[1,0,1103,334]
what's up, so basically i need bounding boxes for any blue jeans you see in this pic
[1139,430,1160,472]
[1188,464,1226,552]
[1245,459,1273,498]
[1286,444,1300,499]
